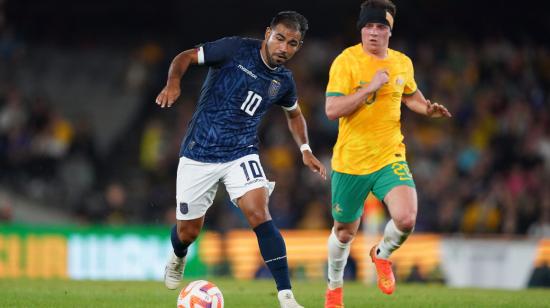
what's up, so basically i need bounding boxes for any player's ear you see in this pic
[264,27,272,40]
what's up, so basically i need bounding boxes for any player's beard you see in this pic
[264,48,277,67]
[265,47,287,66]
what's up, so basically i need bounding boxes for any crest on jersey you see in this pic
[268,79,281,98]
[395,76,404,85]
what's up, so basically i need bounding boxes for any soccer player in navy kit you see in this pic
[155,11,326,308]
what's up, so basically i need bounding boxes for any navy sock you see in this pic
[253,220,291,291]
[170,225,189,258]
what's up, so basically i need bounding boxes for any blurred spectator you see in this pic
[528,262,550,288]
[0,87,25,133]
[103,182,129,225]
[0,195,13,221]
[297,200,330,230]
[528,191,550,237]
[406,264,426,283]
[139,118,169,172]
[76,182,129,224]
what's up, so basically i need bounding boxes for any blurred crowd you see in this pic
[1,6,549,236]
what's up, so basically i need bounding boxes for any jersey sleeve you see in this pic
[403,56,418,96]
[277,77,298,111]
[326,54,352,97]
[197,36,242,66]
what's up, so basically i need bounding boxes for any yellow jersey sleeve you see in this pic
[326,54,352,97]
[403,56,417,96]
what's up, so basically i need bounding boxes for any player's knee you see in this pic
[177,224,201,244]
[334,227,356,243]
[394,214,416,233]
[246,210,271,228]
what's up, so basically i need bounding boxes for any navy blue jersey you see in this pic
[180,36,298,162]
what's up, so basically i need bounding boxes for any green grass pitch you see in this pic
[1,278,548,307]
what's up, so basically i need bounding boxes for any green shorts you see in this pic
[331,161,416,223]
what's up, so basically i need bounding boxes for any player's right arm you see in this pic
[155,49,199,108]
[324,53,389,120]
[156,37,241,108]
[325,69,388,120]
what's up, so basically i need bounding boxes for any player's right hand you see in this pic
[302,151,327,180]
[366,69,389,93]
[155,84,181,108]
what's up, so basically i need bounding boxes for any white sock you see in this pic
[327,228,351,289]
[376,219,411,259]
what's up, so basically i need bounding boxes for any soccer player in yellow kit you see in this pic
[323,1,451,307]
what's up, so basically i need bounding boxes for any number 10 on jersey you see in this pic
[241,91,262,116]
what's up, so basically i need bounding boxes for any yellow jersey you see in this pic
[326,44,417,175]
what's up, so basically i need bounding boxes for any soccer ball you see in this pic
[177,280,224,308]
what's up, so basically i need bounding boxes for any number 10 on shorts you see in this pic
[240,160,264,181]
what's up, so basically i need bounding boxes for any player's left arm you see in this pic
[402,90,452,118]
[284,106,327,180]
[401,57,451,118]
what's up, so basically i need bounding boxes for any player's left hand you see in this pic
[302,151,327,180]
[426,100,452,118]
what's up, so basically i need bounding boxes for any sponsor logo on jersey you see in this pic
[245,178,264,186]
[238,64,257,79]
[268,79,281,98]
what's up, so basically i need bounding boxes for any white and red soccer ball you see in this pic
[177,280,224,308]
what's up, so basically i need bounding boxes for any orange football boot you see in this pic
[324,286,344,308]
[370,245,395,295]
